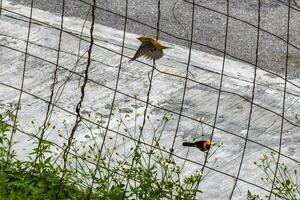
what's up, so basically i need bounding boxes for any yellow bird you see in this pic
[131,36,169,61]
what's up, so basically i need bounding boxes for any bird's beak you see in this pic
[162,46,169,49]
[137,36,145,42]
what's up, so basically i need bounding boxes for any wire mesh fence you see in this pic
[0,0,300,199]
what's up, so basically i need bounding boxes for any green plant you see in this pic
[79,110,206,199]
[0,107,95,199]
[248,152,300,200]
[0,103,220,199]
[247,190,261,200]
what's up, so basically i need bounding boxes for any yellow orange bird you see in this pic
[131,36,169,61]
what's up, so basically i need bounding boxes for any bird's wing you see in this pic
[131,41,155,61]
[144,48,163,60]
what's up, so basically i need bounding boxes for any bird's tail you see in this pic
[182,142,194,147]
[129,56,136,62]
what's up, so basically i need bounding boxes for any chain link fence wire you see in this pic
[1,0,300,199]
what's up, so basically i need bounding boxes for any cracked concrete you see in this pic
[0,1,300,199]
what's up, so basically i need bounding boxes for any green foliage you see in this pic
[249,152,300,200]
[247,190,261,200]
[0,106,211,199]
[84,111,205,199]
[0,162,86,200]
[0,107,16,163]
[0,108,92,199]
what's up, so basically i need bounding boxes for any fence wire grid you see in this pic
[0,0,300,199]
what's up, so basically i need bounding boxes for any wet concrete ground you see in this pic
[8,0,300,78]
[1,1,300,199]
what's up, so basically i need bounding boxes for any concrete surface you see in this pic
[0,0,300,199]
[7,0,300,78]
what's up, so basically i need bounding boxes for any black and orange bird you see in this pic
[131,36,169,61]
[182,140,212,152]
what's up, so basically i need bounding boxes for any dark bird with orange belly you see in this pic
[182,140,212,152]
